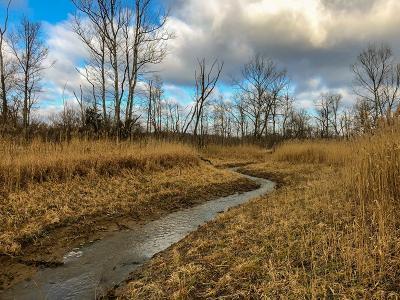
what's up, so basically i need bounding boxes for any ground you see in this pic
[113,156,400,299]
[2,135,400,298]
[0,141,259,290]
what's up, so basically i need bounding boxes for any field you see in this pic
[114,125,400,298]
[1,126,400,297]
[0,139,259,289]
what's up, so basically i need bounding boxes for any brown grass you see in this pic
[0,139,198,194]
[120,126,400,298]
[272,139,353,166]
[0,165,255,256]
[202,144,268,167]
[0,139,260,256]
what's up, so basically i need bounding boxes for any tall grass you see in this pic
[203,144,268,165]
[272,125,400,289]
[0,139,199,193]
[272,139,353,166]
[121,126,400,298]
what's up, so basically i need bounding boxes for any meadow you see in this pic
[0,138,258,288]
[117,125,400,299]
[1,125,400,297]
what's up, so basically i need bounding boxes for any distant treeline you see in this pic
[1,0,399,144]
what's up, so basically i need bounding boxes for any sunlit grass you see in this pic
[0,139,198,193]
[122,124,400,298]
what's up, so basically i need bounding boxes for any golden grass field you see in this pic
[117,126,400,298]
[0,139,198,193]
[1,124,400,297]
[0,139,258,258]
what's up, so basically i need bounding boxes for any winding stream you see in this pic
[1,170,275,300]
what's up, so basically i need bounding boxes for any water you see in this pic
[1,171,275,300]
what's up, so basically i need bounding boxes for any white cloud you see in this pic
[24,0,400,113]
[41,18,88,104]
[159,0,400,109]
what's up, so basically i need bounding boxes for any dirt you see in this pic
[0,177,258,291]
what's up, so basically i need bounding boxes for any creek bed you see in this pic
[1,170,275,300]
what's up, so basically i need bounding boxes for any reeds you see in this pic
[0,139,199,194]
[272,139,352,166]
[122,125,400,298]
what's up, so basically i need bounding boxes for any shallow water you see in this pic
[1,170,275,300]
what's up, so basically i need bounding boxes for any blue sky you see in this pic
[3,0,74,23]
[28,0,75,23]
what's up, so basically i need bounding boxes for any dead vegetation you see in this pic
[119,125,400,298]
[0,139,198,194]
[0,139,257,257]
[202,144,268,167]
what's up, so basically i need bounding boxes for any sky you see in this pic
[2,0,400,119]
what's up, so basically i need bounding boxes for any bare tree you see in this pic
[281,93,294,138]
[235,54,287,139]
[329,93,342,136]
[72,0,128,137]
[354,98,373,134]
[144,75,164,133]
[352,43,400,126]
[315,94,330,138]
[213,96,233,139]
[0,0,12,125]
[10,17,49,134]
[184,58,223,136]
[269,68,289,135]
[73,84,86,126]
[123,0,171,128]
[72,0,171,138]
[72,13,108,122]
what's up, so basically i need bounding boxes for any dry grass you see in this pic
[0,165,256,256]
[120,126,400,298]
[202,144,268,167]
[0,139,261,256]
[272,139,353,166]
[0,139,198,194]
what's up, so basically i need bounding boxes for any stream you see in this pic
[1,170,275,300]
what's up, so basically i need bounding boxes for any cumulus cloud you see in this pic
[28,0,400,112]
[42,18,88,97]
[158,0,400,106]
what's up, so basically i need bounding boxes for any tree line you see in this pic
[0,0,399,144]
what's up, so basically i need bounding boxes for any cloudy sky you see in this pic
[2,0,400,118]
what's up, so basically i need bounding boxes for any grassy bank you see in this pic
[0,139,258,257]
[118,127,400,298]
[202,144,269,167]
[0,139,198,194]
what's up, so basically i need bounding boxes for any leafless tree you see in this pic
[340,108,354,139]
[144,75,163,133]
[72,13,108,121]
[354,98,373,134]
[235,54,288,139]
[123,0,171,128]
[73,84,86,125]
[212,96,233,139]
[329,93,342,136]
[314,93,334,138]
[184,58,223,136]
[72,0,128,136]
[352,43,400,126]
[270,69,289,135]
[72,0,171,137]
[281,93,294,138]
[0,0,12,125]
[10,17,49,134]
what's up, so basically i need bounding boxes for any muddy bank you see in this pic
[0,170,274,299]
[0,174,257,291]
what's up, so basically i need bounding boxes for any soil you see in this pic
[0,177,258,291]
